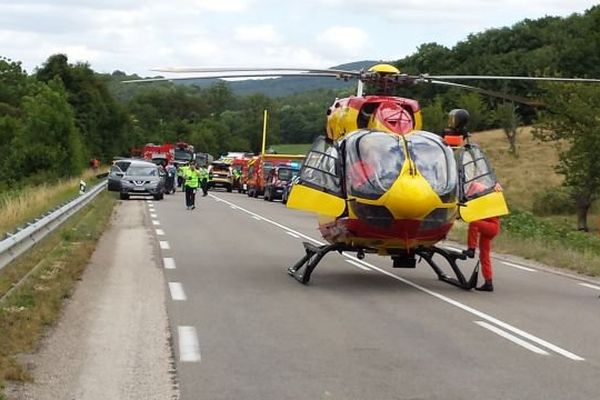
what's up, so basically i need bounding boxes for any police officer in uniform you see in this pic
[184,162,201,210]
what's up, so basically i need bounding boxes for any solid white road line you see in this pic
[579,283,600,291]
[474,321,549,355]
[151,213,158,218]
[252,216,262,221]
[159,241,170,250]
[345,259,371,271]
[285,231,300,239]
[152,220,161,226]
[178,326,201,362]
[156,229,165,236]
[230,205,238,210]
[163,257,176,270]
[210,194,585,361]
[168,282,187,301]
[502,261,536,272]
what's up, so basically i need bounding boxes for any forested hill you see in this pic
[107,60,378,102]
[1,5,600,191]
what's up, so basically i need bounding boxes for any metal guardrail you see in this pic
[0,180,107,272]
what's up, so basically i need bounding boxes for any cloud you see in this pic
[234,25,282,44]
[316,26,368,58]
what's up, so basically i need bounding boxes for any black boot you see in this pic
[462,248,475,259]
[476,280,494,292]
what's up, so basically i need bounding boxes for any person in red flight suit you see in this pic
[462,181,501,292]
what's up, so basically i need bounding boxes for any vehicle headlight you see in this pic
[121,180,133,187]
[147,181,159,188]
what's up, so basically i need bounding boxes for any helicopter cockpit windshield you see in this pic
[345,130,404,199]
[406,131,458,199]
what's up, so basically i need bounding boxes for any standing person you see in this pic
[178,162,190,192]
[463,217,500,291]
[198,164,210,197]
[165,162,177,194]
[462,181,501,292]
[184,162,201,210]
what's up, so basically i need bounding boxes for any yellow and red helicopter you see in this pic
[128,64,600,289]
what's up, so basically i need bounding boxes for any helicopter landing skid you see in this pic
[417,246,479,290]
[287,242,343,284]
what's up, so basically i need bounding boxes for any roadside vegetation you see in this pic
[448,128,600,276]
[0,191,115,395]
[0,168,105,236]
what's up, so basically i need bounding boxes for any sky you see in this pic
[0,0,598,77]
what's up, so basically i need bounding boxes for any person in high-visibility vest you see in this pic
[178,163,190,192]
[184,162,201,210]
[198,165,210,196]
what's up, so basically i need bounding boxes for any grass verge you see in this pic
[0,191,115,395]
[0,169,106,237]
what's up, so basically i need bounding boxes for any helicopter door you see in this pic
[287,136,346,217]
[457,144,509,222]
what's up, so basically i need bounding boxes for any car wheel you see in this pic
[119,193,129,200]
[227,184,232,193]
[154,193,164,200]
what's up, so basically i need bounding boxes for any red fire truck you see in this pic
[245,154,305,198]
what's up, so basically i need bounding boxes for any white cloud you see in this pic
[234,25,282,44]
[316,26,368,58]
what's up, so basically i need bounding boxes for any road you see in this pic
[149,190,600,400]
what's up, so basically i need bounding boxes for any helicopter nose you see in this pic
[383,169,441,219]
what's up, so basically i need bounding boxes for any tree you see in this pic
[494,101,522,156]
[534,83,600,231]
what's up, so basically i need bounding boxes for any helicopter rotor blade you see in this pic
[425,79,544,106]
[423,75,600,83]
[152,66,361,76]
[121,72,346,84]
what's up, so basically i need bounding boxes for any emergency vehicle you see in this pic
[245,154,304,198]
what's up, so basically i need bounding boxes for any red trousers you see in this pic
[467,217,500,281]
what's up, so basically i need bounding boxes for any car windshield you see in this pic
[174,149,192,161]
[345,130,404,199]
[126,166,158,176]
[278,168,298,181]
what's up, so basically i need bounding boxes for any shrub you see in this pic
[532,186,574,216]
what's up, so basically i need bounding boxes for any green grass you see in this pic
[0,191,115,394]
[269,143,311,155]
[0,169,107,237]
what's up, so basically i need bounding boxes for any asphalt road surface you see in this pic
[141,189,600,400]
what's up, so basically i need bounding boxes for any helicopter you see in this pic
[126,64,600,290]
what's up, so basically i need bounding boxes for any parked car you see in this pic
[108,159,135,192]
[118,160,165,200]
[264,165,300,202]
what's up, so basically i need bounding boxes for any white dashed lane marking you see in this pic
[475,321,549,355]
[178,326,201,362]
[168,282,187,301]
[159,241,170,250]
[502,261,536,272]
[579,283,600,291]
[152,220,161,226]
[156,229,165,236]
[163,257,176,270]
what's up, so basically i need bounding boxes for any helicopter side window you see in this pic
[407,131,458,198]
[299,136,342,197]
[345,130,404,200]
[460,145,497,201]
